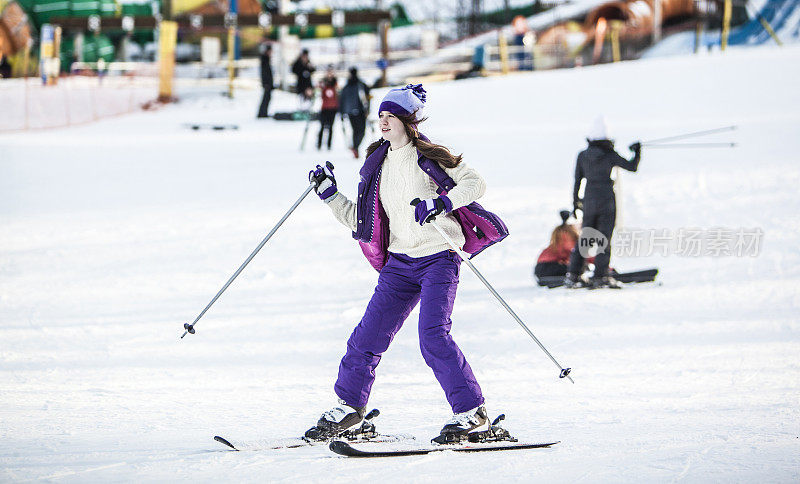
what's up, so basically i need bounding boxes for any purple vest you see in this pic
[353,137,509,272]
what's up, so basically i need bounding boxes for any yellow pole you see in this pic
[22,42,31,78]
[721,0,732,51]
[158,20,178,101]
[498,33,509,75]
[53,26,62,84]
[610,20,622,62]
[227,26,235,98]
[758,16,783,46]
[694,18,702,53]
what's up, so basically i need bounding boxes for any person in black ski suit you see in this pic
[0,53,11,79]
[291,49,315,101]
[257,42,273,118]
[338,67,371,158]
[566,116,641,289]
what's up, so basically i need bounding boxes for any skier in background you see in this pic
[338,67,370,158]
[304,84,508,443]
[316,65,338,150]
[566,116,641,289]
[257,41,273,118]
[291,49,315,104]
[0,53,11,78]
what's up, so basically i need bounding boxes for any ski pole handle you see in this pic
[309,161,335,188]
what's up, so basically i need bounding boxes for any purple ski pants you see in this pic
[334,250,484,414]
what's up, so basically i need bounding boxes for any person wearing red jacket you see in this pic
[534,211,594,285]
[317,65,339,150]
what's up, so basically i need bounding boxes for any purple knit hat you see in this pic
[378,84,427,121]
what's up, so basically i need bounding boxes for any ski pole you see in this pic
[639,142,737,149]
[340,114,350,149]
[413,200,573,383]
[300,110,312,151]
[181,166,329,339]
[642,125,737,145]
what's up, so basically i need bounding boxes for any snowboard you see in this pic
[329,439,559,457]
[536,268,659,288]
[184,123,239,131]
[613,268,659,284]
[273,111,317,121]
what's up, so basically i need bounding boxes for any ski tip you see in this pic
[329,440,371,457]
[329,440,350,455]
[214,436,239,451]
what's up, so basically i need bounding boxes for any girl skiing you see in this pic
[305,84,507,442]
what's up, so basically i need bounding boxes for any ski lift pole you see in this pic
[416,202,573,383]
[641,125,737,146]
[181,168,327,339]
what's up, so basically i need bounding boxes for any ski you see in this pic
[329,439,559,457]
[214,435,312,451]
[214,433,412,451]
[329,412,557,457]
[214,408,413,451]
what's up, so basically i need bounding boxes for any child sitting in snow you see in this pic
[535,211,655,289]
[534,210,593,285]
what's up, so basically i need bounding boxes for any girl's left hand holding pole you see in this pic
[412,196,452,225]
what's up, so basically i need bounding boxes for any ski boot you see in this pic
[340,409,381,440]
[467,414,519,443]
[304,399,367,441]
[564,272,586,289]
[432,405,489,444]
[589,275,622,289]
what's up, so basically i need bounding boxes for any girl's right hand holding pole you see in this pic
[309,162,338,203]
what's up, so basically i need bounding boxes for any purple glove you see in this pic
[412,196,452,225]
[309,162,338,203]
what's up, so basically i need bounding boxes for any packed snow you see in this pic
[1,44,799,482]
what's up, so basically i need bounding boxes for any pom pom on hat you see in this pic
[379,84,427,120]
[587,115,612,141]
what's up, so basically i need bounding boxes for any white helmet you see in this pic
[587,115,612,141]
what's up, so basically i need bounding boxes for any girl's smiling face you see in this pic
[379,111,410,148]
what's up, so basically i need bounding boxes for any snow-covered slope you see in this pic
[1,45,799,481]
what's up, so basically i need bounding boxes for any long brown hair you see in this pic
[549,223,579,251]
[365,112,463,168]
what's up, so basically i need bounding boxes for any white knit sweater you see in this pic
[327,141,486,258]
